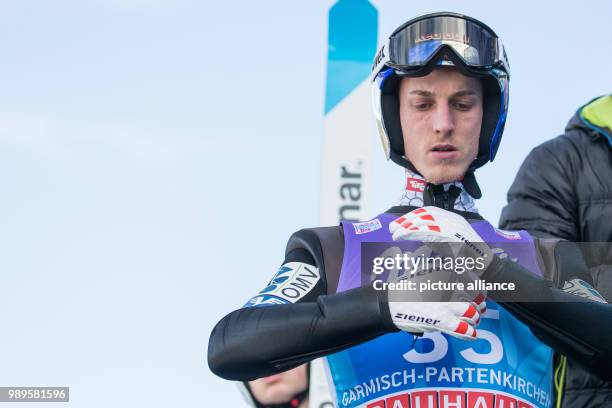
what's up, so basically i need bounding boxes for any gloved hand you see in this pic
[389,206,494,276]
[389,300,482,340]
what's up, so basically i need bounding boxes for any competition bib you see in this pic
[327,213,553,408]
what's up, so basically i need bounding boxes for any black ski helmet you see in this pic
[371,12,510,195]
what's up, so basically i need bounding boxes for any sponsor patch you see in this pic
[363,388,536,408]
[406,177,426,192]
[493,228,521,240]
[353,219,382,235]
[562,278,607,303]
[243,295,289,308]
[491,247,518,262]
[256,262,320,303]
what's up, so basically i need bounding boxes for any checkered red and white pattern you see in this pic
[389,206,493,275]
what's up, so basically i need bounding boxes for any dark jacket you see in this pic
[500,95,612,407]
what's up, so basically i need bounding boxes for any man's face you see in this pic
[398,67,483,184]
[248,365,308,405]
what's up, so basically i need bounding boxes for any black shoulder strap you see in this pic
[534,239,592,287]
[533,238,563,285]
[286,226,345,294]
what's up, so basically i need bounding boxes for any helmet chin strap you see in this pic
[390,150,483,199]
[460,172,482,200]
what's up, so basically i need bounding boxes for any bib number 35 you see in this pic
[403,309,503,365]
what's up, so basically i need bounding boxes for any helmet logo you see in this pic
[415,32,470,44]
[371,45,386,72]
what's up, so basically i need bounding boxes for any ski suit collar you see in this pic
[398,170,479,213]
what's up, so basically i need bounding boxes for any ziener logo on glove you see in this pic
[394,313,440,326]
[453,232,487,258]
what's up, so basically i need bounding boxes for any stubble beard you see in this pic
[420,162,468,185]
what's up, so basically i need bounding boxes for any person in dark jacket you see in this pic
[500,94,612,408]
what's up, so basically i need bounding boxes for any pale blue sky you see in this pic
[0,1,610,407]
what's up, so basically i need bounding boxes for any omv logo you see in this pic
[260,266,293,294]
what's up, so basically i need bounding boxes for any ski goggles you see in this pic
[373,13,509,75]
